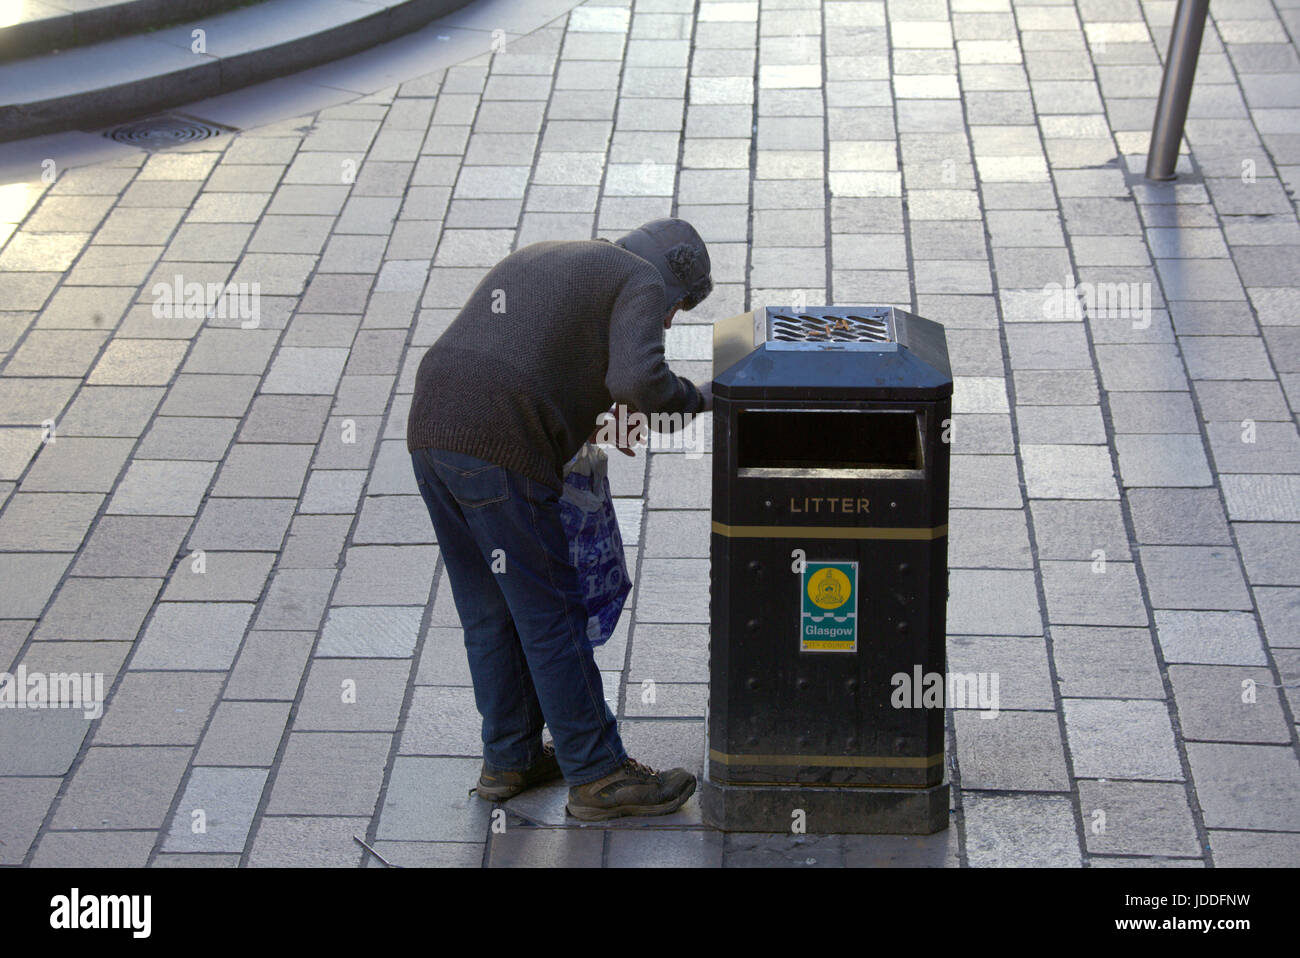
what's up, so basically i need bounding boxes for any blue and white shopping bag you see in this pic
[560,443,632,648]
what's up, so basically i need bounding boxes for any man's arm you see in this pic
[605,275,704,429]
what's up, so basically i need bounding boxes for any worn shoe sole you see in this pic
[477,756,564,802]
[477,768,564,802]
[476,781,524,802]
[565,777,697,821]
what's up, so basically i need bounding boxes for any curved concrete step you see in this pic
[0,0,477,142]
[0,0,268,63]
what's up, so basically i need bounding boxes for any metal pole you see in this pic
[1146,0,1210,181]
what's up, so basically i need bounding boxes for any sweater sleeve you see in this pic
[605,274,704,430]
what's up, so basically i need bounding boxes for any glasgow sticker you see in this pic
[800,561,858,653]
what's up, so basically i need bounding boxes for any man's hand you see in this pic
[588,404,643,457]
[696,380,714,412]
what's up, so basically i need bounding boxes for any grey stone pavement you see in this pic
[1,0,1299,868]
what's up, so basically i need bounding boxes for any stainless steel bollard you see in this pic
[1145,0,1210,181]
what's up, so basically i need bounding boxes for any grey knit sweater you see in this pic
[406,239,705,491]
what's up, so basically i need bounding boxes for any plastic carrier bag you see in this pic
[560,443,632,648]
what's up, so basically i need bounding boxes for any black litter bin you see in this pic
[701,305,952,834]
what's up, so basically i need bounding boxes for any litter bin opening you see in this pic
[736,409,923,476]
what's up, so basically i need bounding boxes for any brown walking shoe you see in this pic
[566,757,696,821]
[476,744,563,801]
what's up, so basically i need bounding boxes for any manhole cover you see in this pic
[102,113,235,149]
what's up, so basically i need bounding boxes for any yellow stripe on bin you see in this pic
[709,749,945,769]
[711,521,947,540]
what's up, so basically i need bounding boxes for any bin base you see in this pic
[700,776,950,835]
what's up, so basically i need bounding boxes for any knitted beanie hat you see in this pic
[611,218,713,311]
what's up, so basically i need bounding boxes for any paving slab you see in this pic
[1138,545,1253,611]
[1185,743,1300,833]
[162,766,270,854]
[265,731,391,816]
[0,548,71,616]
[376,756,491,842]
[72,515,190,577]
[294,658,412,732]
[1062,699,1184,781]
[225,630,316,700]
[962,794,1082,867]
[130,602,254,671]
[161,552,275,602]
[94,671,224,746]
[50,745,192,830]
[605,829,724,867]
[1207,830,1300,867]
[30,831,158,868]
[946,569,1042,635]
[953,710,1070,791]
[0,777,61,865]
[1169,665,1293,745]
[0,707,94,775]
[246,815,369,867]
[1050,625,1165,700]
[252,568,337,631]
[0,491,103,551]
[1076,780,1201,859]
[194,701,292,766]
[135,418,239,462]
[187,497,297,552]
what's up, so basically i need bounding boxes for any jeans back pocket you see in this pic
[429,451,509,509]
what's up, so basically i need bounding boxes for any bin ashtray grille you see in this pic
[769,309,894,344]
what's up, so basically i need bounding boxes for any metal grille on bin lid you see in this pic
[768,308,895,344]
[712,305,952,403]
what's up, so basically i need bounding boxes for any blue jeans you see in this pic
[410,447,628,785]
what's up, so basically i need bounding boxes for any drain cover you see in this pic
[103,114,234,149]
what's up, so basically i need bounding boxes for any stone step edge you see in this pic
[0,0,268,64]
[0,0,476,143]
